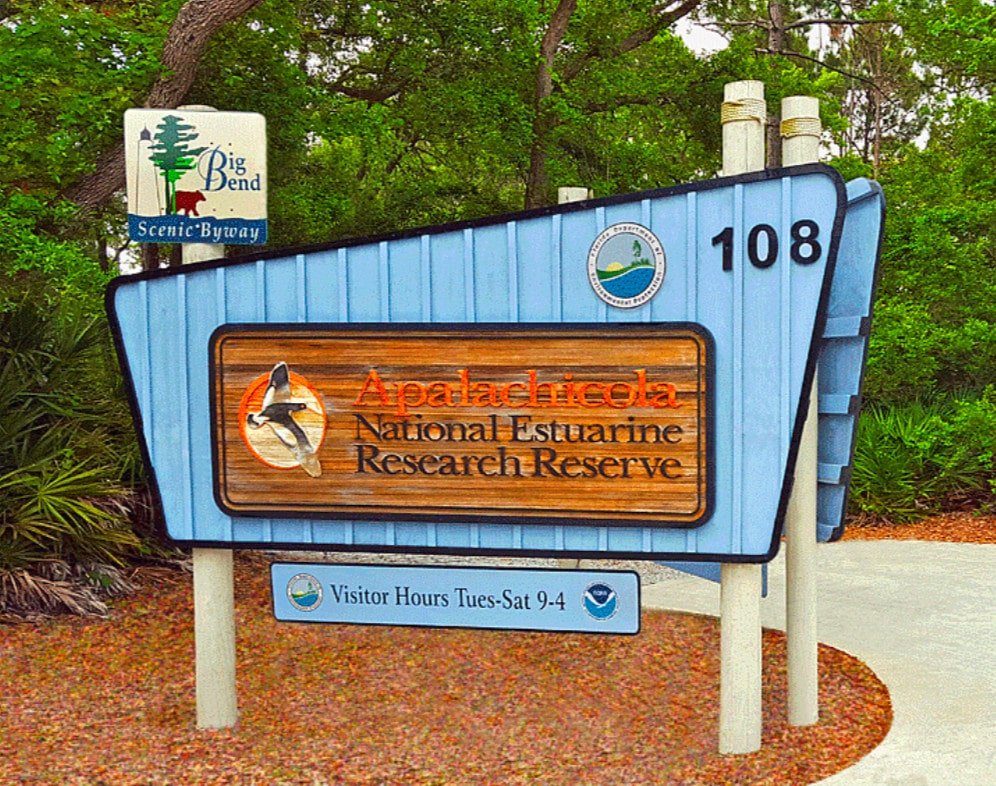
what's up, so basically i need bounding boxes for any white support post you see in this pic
[720,563,763,752]
[192,548,237,728]
[557,186,590,204]
[556,185,589,571]
[721,80,767,176]
[782,95,821,727]
[718,80,765,756]
[179,104,238,731]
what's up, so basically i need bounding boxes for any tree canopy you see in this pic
[0,0,992,401]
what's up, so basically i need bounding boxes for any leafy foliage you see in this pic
[0,0,171,196]
[863,97,996,403]
[0,289,140,574]
[0,0,990,574]
[849,390,996,520]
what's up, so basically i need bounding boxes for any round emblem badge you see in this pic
[582,582,619,621]
[238,361,326,478]
[587,223,666,309]
[287,573,323,612]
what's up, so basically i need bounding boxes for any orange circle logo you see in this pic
[237,363,326,477]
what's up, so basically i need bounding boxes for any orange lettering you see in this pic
[635,369,649,407]
[394,381,427,416]
[605,381,637,409]
[354,369,391,406]
[649,383,681,408]
[426,382,455,408]
[500,382,527,407]
[471,382,500,407]
[576,382,604,409]
[528,370,559,407]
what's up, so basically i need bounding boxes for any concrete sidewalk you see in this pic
[641,540,996,786]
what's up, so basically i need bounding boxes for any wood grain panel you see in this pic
[211,324,712,527]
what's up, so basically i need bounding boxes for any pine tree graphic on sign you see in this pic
[148,115,207,215]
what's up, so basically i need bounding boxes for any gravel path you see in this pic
[271,550,686,585]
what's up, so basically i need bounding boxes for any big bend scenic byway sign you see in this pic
[124,108,267,245]
[108,163,845,562]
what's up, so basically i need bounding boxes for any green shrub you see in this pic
[0,290,140,574]
[849,391,996,521]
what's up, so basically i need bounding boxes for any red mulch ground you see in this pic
[0,553,892,786]
[841,510,995,543]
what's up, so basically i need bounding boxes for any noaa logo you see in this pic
[582,582,619,620]
[588,223,666,309]
[287,573,323,612]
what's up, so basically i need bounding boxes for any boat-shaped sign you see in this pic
[108,164,846,561]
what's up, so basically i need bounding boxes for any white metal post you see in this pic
[718,80,765,755]
[782,95,821,727]
[178,104,238,731]
[192,547,237,729]
[556,185,589,571]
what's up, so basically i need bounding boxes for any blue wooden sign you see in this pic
[108,164,847,562]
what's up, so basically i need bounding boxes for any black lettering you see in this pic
[662,425,683,444]
[509,415,532,441]
[356,443,382,473]
[598,456,620,478]
[353,413,382,440]
[661,458,682,478]
[532,447,559,477]
[560,455,582,477]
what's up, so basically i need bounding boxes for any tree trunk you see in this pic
[96,229,109,273]
[524,0,577,210]
[61,0,264,211]
[766,0,786,169]
[141,244,161,272]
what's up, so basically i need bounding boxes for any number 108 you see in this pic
[711,219,822,271]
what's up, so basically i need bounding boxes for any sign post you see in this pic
[718,79,765,755]
[124,102,269,730]
[782,95,822,727]
[177,105,239,731]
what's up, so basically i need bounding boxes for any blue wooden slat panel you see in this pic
[559,209,601,323]
[823,316,868,338]
[386,237,423,322]
[816,178,884,541]
[819,394,858,415]
[109,165,849,562]
[472,225,512,322]
[817,463,849,485]
[345,245,382,321]
[662,178,883,581]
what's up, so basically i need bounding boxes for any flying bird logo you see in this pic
[238,362,326,478]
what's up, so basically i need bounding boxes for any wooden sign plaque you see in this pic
[211,324,713,527]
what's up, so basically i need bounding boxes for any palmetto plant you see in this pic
[0,294,140,615]
[849,395,995,521]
